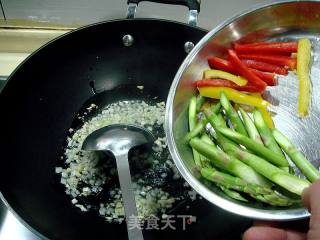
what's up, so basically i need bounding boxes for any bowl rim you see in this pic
[165,0,314,220]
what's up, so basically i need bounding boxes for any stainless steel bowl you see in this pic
[165,0,320,220]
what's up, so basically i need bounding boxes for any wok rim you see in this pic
[165,0,313,221]
[0,17,206,95]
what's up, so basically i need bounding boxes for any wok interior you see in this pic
[0,20,211,239]
[171,1,320,215]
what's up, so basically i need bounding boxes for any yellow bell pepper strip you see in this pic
[258,107,274,129]
[196,79,261,92]
[198,87,270,109]
[249,93,274,129]
[297,38,312,118]
[203,69,248,86]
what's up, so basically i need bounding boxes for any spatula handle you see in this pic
[115,153,144,240]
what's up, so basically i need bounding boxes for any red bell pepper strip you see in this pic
[227,50,267,91]
[234,42,298,55]
[250,69,277,86]
[208,56,277,85]
[241,59,288,75]
[234,41,296,47]
[195,79,261,92]
[238,54,297,70]
[208,56,236,74]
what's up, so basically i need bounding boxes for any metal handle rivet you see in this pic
[184,41,195,53]
[122,34,134,47]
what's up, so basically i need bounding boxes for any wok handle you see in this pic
[127,0,200,11]
[126,0,200,26]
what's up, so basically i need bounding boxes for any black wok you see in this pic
[0,0,251,239]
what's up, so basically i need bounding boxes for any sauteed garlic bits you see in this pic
[56,99,196,222]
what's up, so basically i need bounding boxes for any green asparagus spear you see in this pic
[218,127,289,167]
[219,140,310,195]
[205,110,243,148]
[216,113,228,128]
[189,96,202,167]
[220,92,248,136]
[209,113,273,188]
[239,107,263,144]
[251,193,297,207]
[201,167,272,195]
[185,118,207,142]
[185,103,221,141]
[202,167,297,206]
[253,109,290,172]
[189,97,197,137]
[272,128,320,182]
[211,102,222,115]
[262,194,298,206]
[196,95,206,112]
[253,109,287,160]
[218,185,249,202]
[200,134,214,145]
[204,109,227,128]
[199,134,215,167]
[190,138,271,187]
